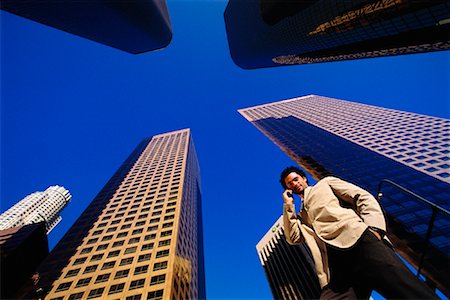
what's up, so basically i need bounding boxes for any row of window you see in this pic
[51,288,163,300]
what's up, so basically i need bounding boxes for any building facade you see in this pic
[256,216,321,300]
[25,129,205,300]
[1,0,172,54]
[239,95,450,294]
[0,186,72,234]
[0,223,49,299]
[224,0,450,69]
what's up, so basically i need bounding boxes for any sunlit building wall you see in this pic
[25,129,205,300]
[239,95,450,294]
[256,216,321,300]
[0,186,71,234]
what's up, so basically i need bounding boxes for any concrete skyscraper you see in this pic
[256,216,321,300]
[239,95,450,295]
[0,185,72,234]
[23,129,205,300]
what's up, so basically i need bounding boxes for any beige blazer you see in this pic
[283,176,386,288]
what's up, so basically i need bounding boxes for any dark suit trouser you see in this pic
[320,230,438,300]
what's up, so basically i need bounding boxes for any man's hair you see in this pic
[279,166,308,189]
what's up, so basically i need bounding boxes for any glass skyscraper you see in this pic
[239,95,449,295]
[22,129,206,300]
[0,186,72,234]
[224,0,450,69]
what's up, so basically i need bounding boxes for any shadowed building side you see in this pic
[0,0,172,54]
[224,0,450,69]
[256,216,321,299]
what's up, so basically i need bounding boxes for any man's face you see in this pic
[284,172,308,195]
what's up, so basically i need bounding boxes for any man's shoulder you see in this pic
[316,176,340,184]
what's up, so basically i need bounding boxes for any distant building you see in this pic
[24,129,206,300]
[239,95,450,295]
[0,222,49,299]
[256,216,321,299]
[0,185,72,234]
[224,0,450,69]
[1,0,172,54]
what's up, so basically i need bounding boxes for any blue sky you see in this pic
[1,1,449,299]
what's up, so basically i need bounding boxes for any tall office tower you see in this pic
[1,0,172,54]
[24,129,205,300]
[239,95,450,295]
[0,186,71,234]
[256,216,321,300]
[224,0,450,69]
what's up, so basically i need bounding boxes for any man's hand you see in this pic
[283,189,294,205]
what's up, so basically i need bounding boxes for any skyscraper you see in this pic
[256,216,321,300]
[224,0,450,69]
[0,185,72,234]
[1,0,172,54]
[239,95,450,294]
[24,129,205,300]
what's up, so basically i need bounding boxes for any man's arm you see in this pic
[325,177,386,234]
[283,189,304,244]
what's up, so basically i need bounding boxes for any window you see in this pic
[106,226,117,233]
[134,265,149,275]
[120,257,134,266]
[141,243,154,251]
[108,283,125,294]
[114,269,130,279]
[147,290,164,300]
[138,253,151,262]
[153,261,167,271]
[83,265,98,274]
[147,226,158,232]
[96,244,108,251]
[75,277,91,287]
[132,229,143,235]
[112,241,125,247]
[158,240,170,247]
[55,282,72,292]
[91,254,104,261]
[73,257,87,265]
[95,273,110,283]
[129,237,140,244]
[65,268,80,278]
[150,274,166,285]
[155,250,169,258]
[160,230,172,237]
[107,250,120,258]
[125,294,142,300]
[129,279,145,290]
[102,235,113,241]
[86,238,99,245]
[68,292,84,300]
[101,261,116,270]
[87,287,105,299]
[117,232,128,238]
[125,246,137,254]
[80,247,93,254]
[162,222,173,228]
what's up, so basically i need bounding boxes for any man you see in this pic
[280,166,438,299]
